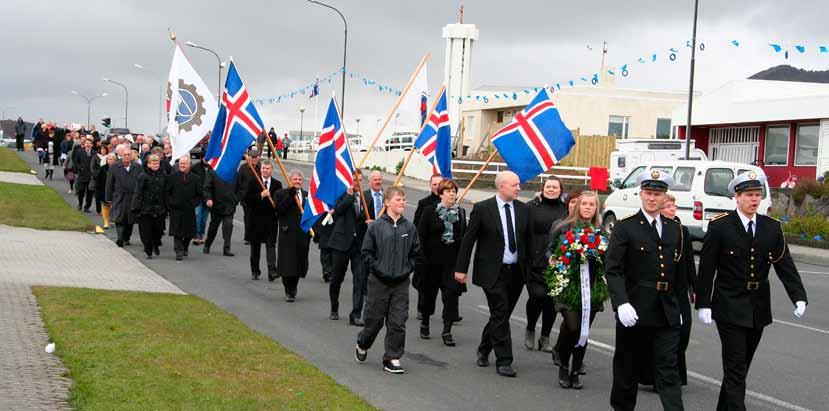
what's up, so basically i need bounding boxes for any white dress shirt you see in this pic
[641,209,663,238]
[496,195,518,264]
[736,209,757,237]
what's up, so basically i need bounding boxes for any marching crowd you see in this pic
[22,125,810,410]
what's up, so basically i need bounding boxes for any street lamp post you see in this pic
[185,41,225,103]
[684,0,700,159]
[103,78,129,128]
[307,0,347,120]
[71,92,107,129]
[299,107,306,143]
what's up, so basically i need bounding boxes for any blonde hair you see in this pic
[664,192,676,203]
[556,191,602,229]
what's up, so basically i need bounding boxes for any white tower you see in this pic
[443,9,478,151]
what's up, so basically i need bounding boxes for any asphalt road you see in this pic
[21,152,828,411]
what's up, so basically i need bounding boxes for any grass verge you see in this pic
[0,147,33,172]
[0,181,91,231]
[34,287,376,411]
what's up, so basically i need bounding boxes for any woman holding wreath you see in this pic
[545,191,609,389]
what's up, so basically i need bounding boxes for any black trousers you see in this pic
[173,236,191,256]
[76,181,93,210]
[242,206,251,242]
[116,223,134,243]
[319,247,334,279]
[478,264,524,367]
[715,321,764,411]
[678,300,692,386]
[138,214,165,255]
[418,263,461,323]
[526,295,556,336]
[205,211,234,250]
[611,323,684,411]
[282,276,300,297]
[330,246,364,314]
[250,238,276,275]
[556,309,597,371]
[16,134,24,151]
[357,276,409,361]
[351,253,368,321]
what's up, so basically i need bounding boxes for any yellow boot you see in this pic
[102,204,111,228]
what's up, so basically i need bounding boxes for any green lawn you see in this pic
[0,147,33,172]
[34,287,376,411]
[0,181,91,231]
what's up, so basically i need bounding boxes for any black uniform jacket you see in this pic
[695,212,807,329]
[454,196,532,290]
[326,192,367,253]
[605,210,684,328]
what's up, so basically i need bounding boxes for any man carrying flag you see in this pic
[490,88,575,183]
[299,97,355,233]
[166,43,218,164]
[413,85,452,179]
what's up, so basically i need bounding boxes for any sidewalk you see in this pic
[0,224,184,410]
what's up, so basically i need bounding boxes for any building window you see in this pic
[609,115,630,138]
[496,111,504,123]
[795,124,819,166]
[764,125,790,166]
[656,118,671,139]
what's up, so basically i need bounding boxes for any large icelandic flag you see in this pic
[300,97,355,232]
[414,86,452,178]
[490,88,574,183]
[166,43,218,163]
[204,61,264,182]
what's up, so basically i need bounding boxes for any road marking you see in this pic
[798,270,829,277]
[473,305,814,411]
[773,319,829,335]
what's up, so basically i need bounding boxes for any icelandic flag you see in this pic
[310,78,319,98]
[204,61,265,182]
[300,97,355,232]
[414,86,452,178]
[490,88,574,183]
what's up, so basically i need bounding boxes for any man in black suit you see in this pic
[606,170,685,411]
[696,171,807,411]
[236,148,261,245]
[413,174,443,321]
[351,170,384,322]
[73,137,96,212]
[364,170,384,220]
[245,159,281,280]
[455,171,530,378]
[326,169,368,323]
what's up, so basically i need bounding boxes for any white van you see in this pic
[602,160,772,242]
[610,139,707,181]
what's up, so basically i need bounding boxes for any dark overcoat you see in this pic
[276,187,311,278]
[244,176,280,243]
[105,162,143,224]
[166,170,202,238]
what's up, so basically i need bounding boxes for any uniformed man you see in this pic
[696,170,807,411]
[606,170,685,411]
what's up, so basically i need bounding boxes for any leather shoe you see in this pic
[476,351,489,367]
[252,272,261,280]
[223,250,234,257]
[329,312,339,320]
[496,365,517,377]
[441,333,456,347]
[349,318,365,327]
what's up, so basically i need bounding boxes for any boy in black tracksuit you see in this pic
[355,186,419,374]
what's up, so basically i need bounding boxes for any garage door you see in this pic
[709,127,760,165]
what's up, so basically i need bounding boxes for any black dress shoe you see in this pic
[175,255,183,261]
[223,250,234,257]
[329,312,339,320]
[558,366,571,389]
[146,253,153,259]
[452,316,463,323]
[116,240,124,247]
[441,333,456,347]
[285,295,296,302]
[349,318,365,327]
[252,273,261,280]
[496,365,517,377]
[183,250,188,257]
[570,370,583,390]
[476,351,489,367]
[154,246,160,256]
[420,324,430,339]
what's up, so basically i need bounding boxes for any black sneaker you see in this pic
[355,344,367,363]
[383,359,405,374]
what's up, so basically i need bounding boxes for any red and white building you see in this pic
[672,79,829,187]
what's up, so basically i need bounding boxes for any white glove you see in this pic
[698,308,712,324]
[794,301,806,318]
[617,303,639,327]
[321,213,334,226]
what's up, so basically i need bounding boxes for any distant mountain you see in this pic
[749,65,829,83]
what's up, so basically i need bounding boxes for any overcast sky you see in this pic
[2,0,828,135]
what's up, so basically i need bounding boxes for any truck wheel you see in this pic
[603,213,617,236]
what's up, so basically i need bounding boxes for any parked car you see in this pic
[610,139,707,182]
[602,160,772,243]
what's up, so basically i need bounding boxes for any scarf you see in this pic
[436,202,459,244]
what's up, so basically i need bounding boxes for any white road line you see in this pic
[473,305,814,411]
[773,319,829,335]
[798,270,829,277]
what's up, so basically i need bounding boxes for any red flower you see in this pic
[561,256,570,265]
[566,230,575,243]
[560,245,567,252]
[584,227,592,234]
[580,234,589,244]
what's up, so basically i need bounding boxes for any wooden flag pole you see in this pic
[245,154,276,208]
[357,53,430,168]
[264,133,315,237]
[456,150,498,204]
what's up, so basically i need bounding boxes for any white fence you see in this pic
[451,160,591,184]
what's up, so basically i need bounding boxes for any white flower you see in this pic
[45,343,55,354]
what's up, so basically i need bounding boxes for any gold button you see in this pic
[658,246,662,250]
[640,221,644,225]
[730,251,734,255]
[659,255,664,260]
[640,247,644,251]
[751,248,755,252]
[751,274,755,277]
[751,256,754,260]
[660,263,665,268]
[661,273,665,276]
[751,265,754,269]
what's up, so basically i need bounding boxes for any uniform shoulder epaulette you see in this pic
[759,214,781,224]
[620,214,639,222]
[664,218,680,224]
[710,212,730,222]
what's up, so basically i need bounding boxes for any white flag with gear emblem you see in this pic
[166,43,218,163]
